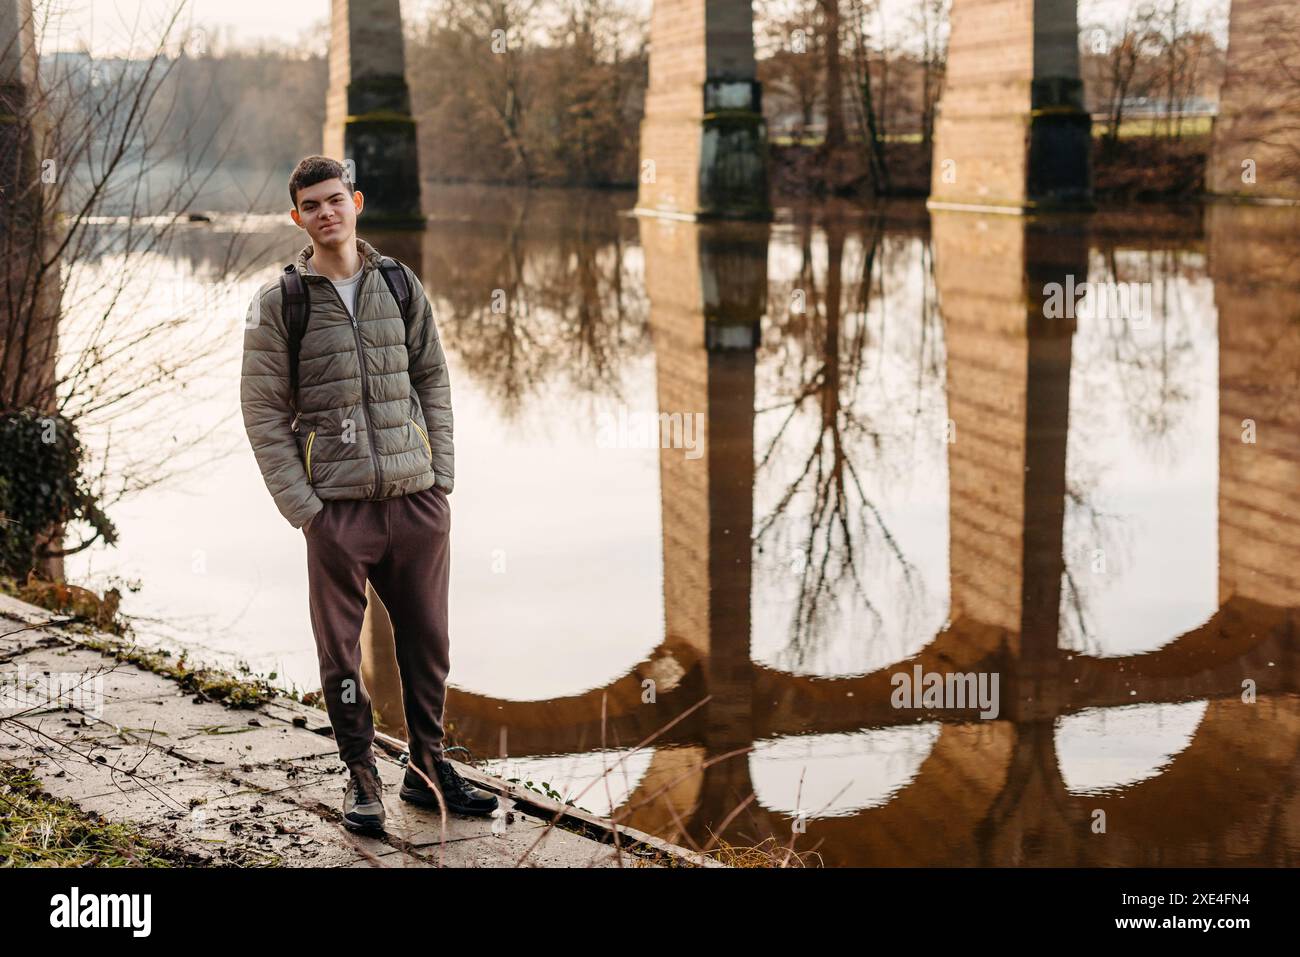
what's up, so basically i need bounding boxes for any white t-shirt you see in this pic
[306,258,364,319]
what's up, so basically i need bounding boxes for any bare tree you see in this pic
[412,0,542,184]
[844,0,889,191]
[1,1,271,578]
[535,0,646,184]
[1147,0,1222,140]
[815,0,846,155]
[755,0,822,145]
[1089,3,1160,149]
[912,0,948,151]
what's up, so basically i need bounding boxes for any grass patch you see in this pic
[1093,115,1213,139]
[704,835,822,867]
[0,761,181,866]
[1,762,287,867]
[75,635,279,709]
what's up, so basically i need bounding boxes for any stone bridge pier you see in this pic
[929,0,1092,210]
[324,0,424,228]
[635,0,1300,213]
[635,0,770,220]
[1209,0,1300,202]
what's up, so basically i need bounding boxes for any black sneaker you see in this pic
[399,758,499,817]
[342,759,386,834]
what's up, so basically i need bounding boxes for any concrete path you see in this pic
[0,594,709,868]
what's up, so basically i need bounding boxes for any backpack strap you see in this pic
[280,257,407,428]
[279,264,310,420]
[378,256,411,323]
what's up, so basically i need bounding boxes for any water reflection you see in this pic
[67,186,1300,866]
[391,192,1298,866]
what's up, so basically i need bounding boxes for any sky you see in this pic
[39,0,330,55]
[41,0,1228,57]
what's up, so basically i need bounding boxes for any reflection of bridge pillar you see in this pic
[1207,204,1300,611]
[932,210,1084,716]
[1208,0,1300,201]
[635,0,770,220]
[641,216,766,819]
[324,0,424,228]
[933,209,1086,860]
[929,0,1091,210]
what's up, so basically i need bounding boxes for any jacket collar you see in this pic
[293,236,383,278]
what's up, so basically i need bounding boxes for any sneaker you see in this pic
[342,759,386,834]
[399,758,499,817]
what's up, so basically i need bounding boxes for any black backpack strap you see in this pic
[378,256,411,323]
[279,264,310,418]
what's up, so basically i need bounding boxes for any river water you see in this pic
[63,184,1300,865]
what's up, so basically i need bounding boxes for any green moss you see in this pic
[0,762,177,866]
[76,634,279,709]
[1,762,285,866]
[344,111,416,126]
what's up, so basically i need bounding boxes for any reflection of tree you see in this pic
[1060,474,1135,655]
[423,189,648,419]
[1095,244,1201,465]
[755,207,939,666]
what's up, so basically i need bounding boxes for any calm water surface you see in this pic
[65,185,1300,866]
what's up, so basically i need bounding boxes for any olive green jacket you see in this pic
[240,238,452,529]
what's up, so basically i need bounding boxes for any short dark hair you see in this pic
[289,155,353,209]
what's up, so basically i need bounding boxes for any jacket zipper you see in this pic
[309,270,383,499]
[305,430,317,482]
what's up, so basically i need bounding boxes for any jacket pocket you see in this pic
[409,416,432,465]
[305,429,318,483]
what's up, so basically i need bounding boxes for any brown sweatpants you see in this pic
[303,484,450,778]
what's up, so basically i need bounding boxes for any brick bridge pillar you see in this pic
[636,0,770,220]
[930,0,1091,211]
[1208,0,1300,201]
[323,0,424,228]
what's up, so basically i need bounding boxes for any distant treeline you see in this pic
[49,0,1234,199]
[139,0,648,190]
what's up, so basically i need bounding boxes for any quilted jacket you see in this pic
[240,237,452,529]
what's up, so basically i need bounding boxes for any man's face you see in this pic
[291,177,364,249]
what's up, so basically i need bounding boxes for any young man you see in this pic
[240,155,497,833]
